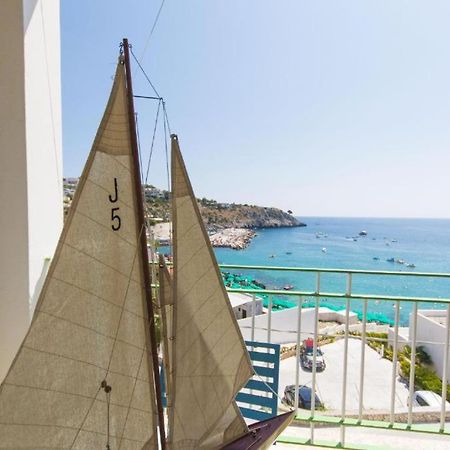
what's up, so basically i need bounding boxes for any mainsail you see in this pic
[168,135,254,449]
[0,61,158,449]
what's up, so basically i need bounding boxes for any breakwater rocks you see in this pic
[209,228,255,250]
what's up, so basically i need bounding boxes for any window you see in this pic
[416,395,429,406]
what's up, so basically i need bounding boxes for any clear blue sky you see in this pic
[62,1,450,218]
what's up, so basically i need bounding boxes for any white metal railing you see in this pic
[223,264,450,447]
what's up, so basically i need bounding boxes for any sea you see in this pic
[213,217,450,326]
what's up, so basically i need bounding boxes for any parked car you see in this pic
[300,345,326,371]
[283,384,323,410]
[409,390,450,408]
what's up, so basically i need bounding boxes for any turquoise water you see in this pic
[214,218,450,325]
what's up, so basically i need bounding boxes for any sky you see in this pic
[61,1,450,218]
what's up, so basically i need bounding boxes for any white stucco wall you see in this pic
[23,0,63,314]
[413,310,450,383]
[0,0,62,382]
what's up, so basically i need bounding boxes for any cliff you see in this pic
[64,180,306,229]
[199,203,305,230]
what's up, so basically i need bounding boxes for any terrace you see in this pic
[220,263,450,449]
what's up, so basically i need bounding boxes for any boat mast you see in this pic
[122,38,166,450]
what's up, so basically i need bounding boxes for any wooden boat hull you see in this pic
[220,410,295,449]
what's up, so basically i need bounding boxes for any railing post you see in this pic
[358,298,368,421]
[389,300,400,424]
[294,296,303,413]
[251,293,256,342]
[440,304,450,431]
[267,294,273,343]
[408,302,418,427]
[340,273,352,446]
[310,272,321,443]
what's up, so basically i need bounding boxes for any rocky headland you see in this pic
[199,202,305,230]
[64,179,306,250]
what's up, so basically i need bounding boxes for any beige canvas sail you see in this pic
[168,135,254,449]
[0,61,158,449]
[158,255,174,409]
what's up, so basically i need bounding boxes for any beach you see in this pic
[151,222,255,250]
[209,228,255,250]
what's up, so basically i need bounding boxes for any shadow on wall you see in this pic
[29,256,51,319]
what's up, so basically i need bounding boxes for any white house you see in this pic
[388,309,450,383]
[414,310,450,383]
[228,292,263,320]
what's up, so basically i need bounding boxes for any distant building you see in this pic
[414,310,450,383]
[63,177,79,185]
[388,309,450,382]
[228,292,263,320]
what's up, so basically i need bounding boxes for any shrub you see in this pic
[400,360,450,401]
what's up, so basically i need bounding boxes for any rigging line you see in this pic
[163,108,171,193]
[130,47,161,98]
[69,385,103,449]
[140,0,166,62]
[162,100,172,136]
[252,371,284,403]
[134,95,163,100]
[162,108,173,257]
[135,112,144,185]
[145,99,162,185]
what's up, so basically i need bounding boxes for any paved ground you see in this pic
[270,338,450,448]
[278,338,409,412]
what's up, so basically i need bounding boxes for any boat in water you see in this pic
[0,40,294,449]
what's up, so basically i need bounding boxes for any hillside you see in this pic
[63,180,306,229]
[198,202,304,230]
[145,187,305,230]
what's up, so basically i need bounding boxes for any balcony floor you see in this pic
[275,423,450,449]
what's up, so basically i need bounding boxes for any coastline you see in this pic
[150,222,256,250]
[209,228,255,250]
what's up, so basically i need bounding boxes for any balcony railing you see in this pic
[220,264,450,448]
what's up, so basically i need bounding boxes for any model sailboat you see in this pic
[0,40,293,449]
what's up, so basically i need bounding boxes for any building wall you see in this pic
[413,310,450,383]
[0,0,62,382]
[23,0,63,313]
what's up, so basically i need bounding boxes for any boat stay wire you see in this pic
[130,47,161,98]
[139,0,166,62]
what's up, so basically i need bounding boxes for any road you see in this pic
[278,338,409,412]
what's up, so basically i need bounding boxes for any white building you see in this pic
[388,309,450,383]
[0,0,62,382]
[414,310,450,383]
[228,292,263,320]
